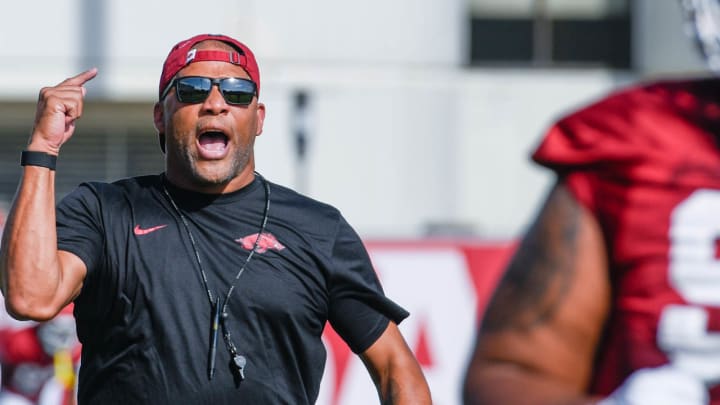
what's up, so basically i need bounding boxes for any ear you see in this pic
[255,102,266,136]
[153,102,166,153]
[153,102,165,134]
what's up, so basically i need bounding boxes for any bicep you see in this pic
[360,322,432,404]
[465,182,610,400]
[360,321,412,377]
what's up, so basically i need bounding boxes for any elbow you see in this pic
[1,257,71,322]
[462,358,498,405]
[462,367,478,404]
[4,294,60,322]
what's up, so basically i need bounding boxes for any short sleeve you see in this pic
[532,79,720,181]
[327,216,409,354]
[56,183,105,276]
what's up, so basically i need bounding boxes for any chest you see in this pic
[594,159,720,274]
[104,200,330,334]
[589,163,720,386]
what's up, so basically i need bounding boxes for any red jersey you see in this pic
[533,77,720,401]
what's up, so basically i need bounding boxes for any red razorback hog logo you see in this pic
[236,232,286,253]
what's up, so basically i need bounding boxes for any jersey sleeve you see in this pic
[531,80,720,208]
[56,183,105,277]
[532,86,650,171]
[327,216,409,354]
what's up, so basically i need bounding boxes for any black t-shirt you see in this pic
[56,174,408,404]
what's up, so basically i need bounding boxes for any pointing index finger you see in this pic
[60,68,98,87]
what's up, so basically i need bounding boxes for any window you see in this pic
[468,0,631,69]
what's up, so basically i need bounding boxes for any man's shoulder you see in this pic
[62,174,161,206]
[267,179,340,213]
[263,178,347,233]
[109,174,161,189]
[532,76,720,170]
[82,174,161,195]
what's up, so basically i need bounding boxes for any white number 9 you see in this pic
[661,189,720,383]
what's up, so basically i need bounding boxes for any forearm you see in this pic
[376,358,432,404]
[1,69,95,321]
[0,164,63,320]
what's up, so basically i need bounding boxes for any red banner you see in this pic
[319,240,515,405]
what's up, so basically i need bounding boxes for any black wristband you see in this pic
[21,151,57,170]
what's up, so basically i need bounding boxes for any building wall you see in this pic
[632,0,707,77]
[0,0,704,238]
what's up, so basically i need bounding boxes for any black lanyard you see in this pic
[161,172,270,384]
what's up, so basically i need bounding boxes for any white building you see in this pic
[0,0,706,239]
[0,1,711,404]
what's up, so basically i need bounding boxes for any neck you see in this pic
[165,166,256,194]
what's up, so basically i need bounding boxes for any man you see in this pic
[463,2,720,405]
[0,33,431,404]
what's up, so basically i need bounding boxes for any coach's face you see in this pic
[154,43,265,194]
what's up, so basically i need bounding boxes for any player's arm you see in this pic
[463,181,611,405]
[0,69,97,322]
[360,321,433,404]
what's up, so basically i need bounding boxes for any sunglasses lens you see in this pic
[173,77,256,105]
[176,77,212,103]
[220,78,256,105]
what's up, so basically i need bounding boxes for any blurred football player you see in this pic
[463,1,720,404]
[0,305,79,405]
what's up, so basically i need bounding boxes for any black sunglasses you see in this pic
[161,76,257,105]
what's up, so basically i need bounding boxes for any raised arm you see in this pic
[0,69,97,321]
[360,321,432,404]
[463,181,611,405]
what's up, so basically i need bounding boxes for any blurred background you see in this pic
[0,0,710,404]
[0,0,706,239]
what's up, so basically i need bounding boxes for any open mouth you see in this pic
[198,131,229,155]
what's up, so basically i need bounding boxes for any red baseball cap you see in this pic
[158,33,260,100]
